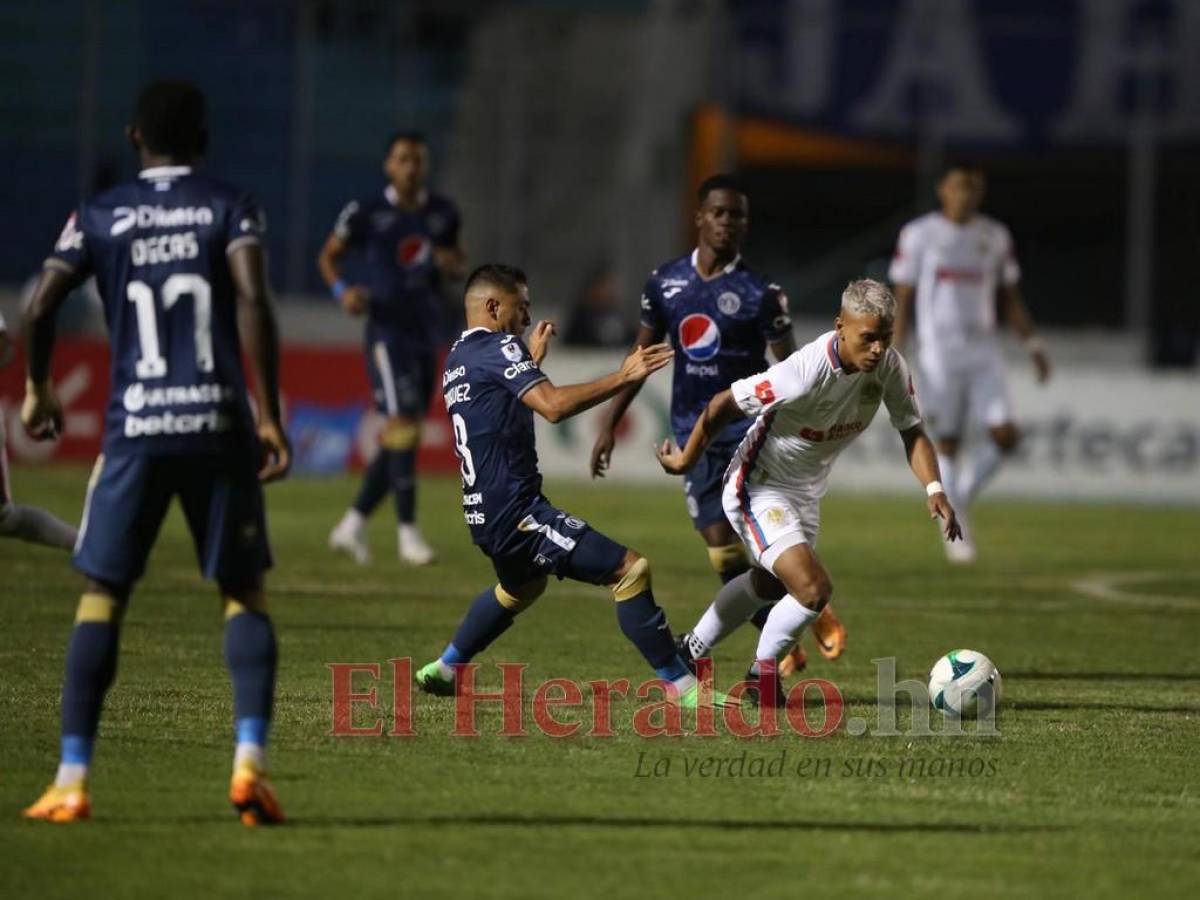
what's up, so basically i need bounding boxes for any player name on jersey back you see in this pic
[46,167,263,455]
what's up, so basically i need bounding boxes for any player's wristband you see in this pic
[331,279,348,301]
[925,481,945,497]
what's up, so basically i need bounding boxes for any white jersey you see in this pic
[728,330,922,501]
[888,212,1019,353]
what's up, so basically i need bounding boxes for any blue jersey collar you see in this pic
[690,248,741,279]
[385,184,429,208]
[139,165,192,180]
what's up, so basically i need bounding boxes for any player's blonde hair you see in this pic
[840,278,895,321]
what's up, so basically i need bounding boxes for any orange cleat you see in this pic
[811,604,846,660]
[778,643,808,677]
[22,782,90,823]
[229,765,284,826]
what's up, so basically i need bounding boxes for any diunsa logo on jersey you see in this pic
[679,313,721,361]
[397,235,432,267]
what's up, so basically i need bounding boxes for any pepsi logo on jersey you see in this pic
[679,313,721,361]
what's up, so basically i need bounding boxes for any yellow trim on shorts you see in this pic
[706,543,748,575]
[380,419,420,451]
[75,592,123,624]
[224,592,269,619]
[494,578,546,614]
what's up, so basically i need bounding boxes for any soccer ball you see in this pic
[928,649,1002,718]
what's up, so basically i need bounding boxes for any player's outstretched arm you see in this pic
[230,243,291,482]
[891,283,915,353]
[657,389,744,476]
[20,266,80,440]
[591,324,662,478]
[1000,284,1050,383]
[900,424,962,541]
[317,233,369,316]
[522,342,673,425]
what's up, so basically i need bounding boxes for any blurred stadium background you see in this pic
[0,0,1197,503]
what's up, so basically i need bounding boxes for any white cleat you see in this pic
[398,526,436,566]
[944,536,978,565]
[329,518,371,565]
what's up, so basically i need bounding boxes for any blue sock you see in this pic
[446,587,514,662]
[615,592,688,680]
[224,611,277,730]
[236,717,269,747]
[61,621,122,752]
[390,449,417,524]
[353,450,391,516]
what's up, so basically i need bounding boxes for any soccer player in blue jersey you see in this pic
[19,81,289,825]
[591,175,845,674]
[416,264,731,707]
[0,312,78,550]
[319,132,465,566]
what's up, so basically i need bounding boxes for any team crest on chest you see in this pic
[859,381,883,404]
[717,291,742,315]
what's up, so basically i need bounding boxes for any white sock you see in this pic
[398,523,421,541]
[751,595,820,672]
[0,502,78,550]
[234,742,267,773]
[54,762,88,788]
[339,508,365,532]
[435,659,455,680]
[690,572,767,656]
[959,440,1003,505]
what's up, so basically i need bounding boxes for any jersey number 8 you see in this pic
[451,413,477,487]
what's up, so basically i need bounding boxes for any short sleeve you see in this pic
[882,349,922,432]
[888,222,922,286]
[997,225,1020,286]
[758,284,793,342]
[332,200,367,245]
[225,193,267,255]
[491,335,548,398]
[432,200,461,248]
[44,208,92,278]
[730,352,816,418]
[639,274,666,336]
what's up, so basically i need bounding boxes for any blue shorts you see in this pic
[487,498,627,593]
[681,437,740,531]
[366,337,436,419]
[74,451,272,590]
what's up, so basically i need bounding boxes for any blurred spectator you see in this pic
[563,263,636,347]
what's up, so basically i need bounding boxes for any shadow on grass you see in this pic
[284,813,1064,834]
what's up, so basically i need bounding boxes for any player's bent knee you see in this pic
[495,577,546,614]
[706,543,748,576]
[750,567,786,601]
[611,556,652,602]
[380,416,420,451]
[75,591,127,624]
[936,438,961,457]
[991,425,1020,453]
[224,590,269,619]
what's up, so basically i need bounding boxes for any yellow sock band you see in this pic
[495,578,546,614]
[224,592,268,619]
[380,420,420,451]
[707,543,748,576]
[612,557,652,602]
[75,592,123,623]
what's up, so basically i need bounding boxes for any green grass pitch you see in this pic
[2,466,1198,899]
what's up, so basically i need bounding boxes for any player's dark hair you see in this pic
[465,263,527,297]
[385,130,428,156]
[941,158,983,179]
[134,80,208,158]
[697,173,747,204]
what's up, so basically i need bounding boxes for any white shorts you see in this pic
[917,350,1013,439]
[722,474,820,572]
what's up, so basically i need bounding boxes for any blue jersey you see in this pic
[46,165,264,456]
[442,327,548,551]
[333,187,460,348]
[640,252,792,443]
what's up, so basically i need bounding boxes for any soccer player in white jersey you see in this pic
[889,162,1050,562]
[0,311,77,550]
[659,279,960,704]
